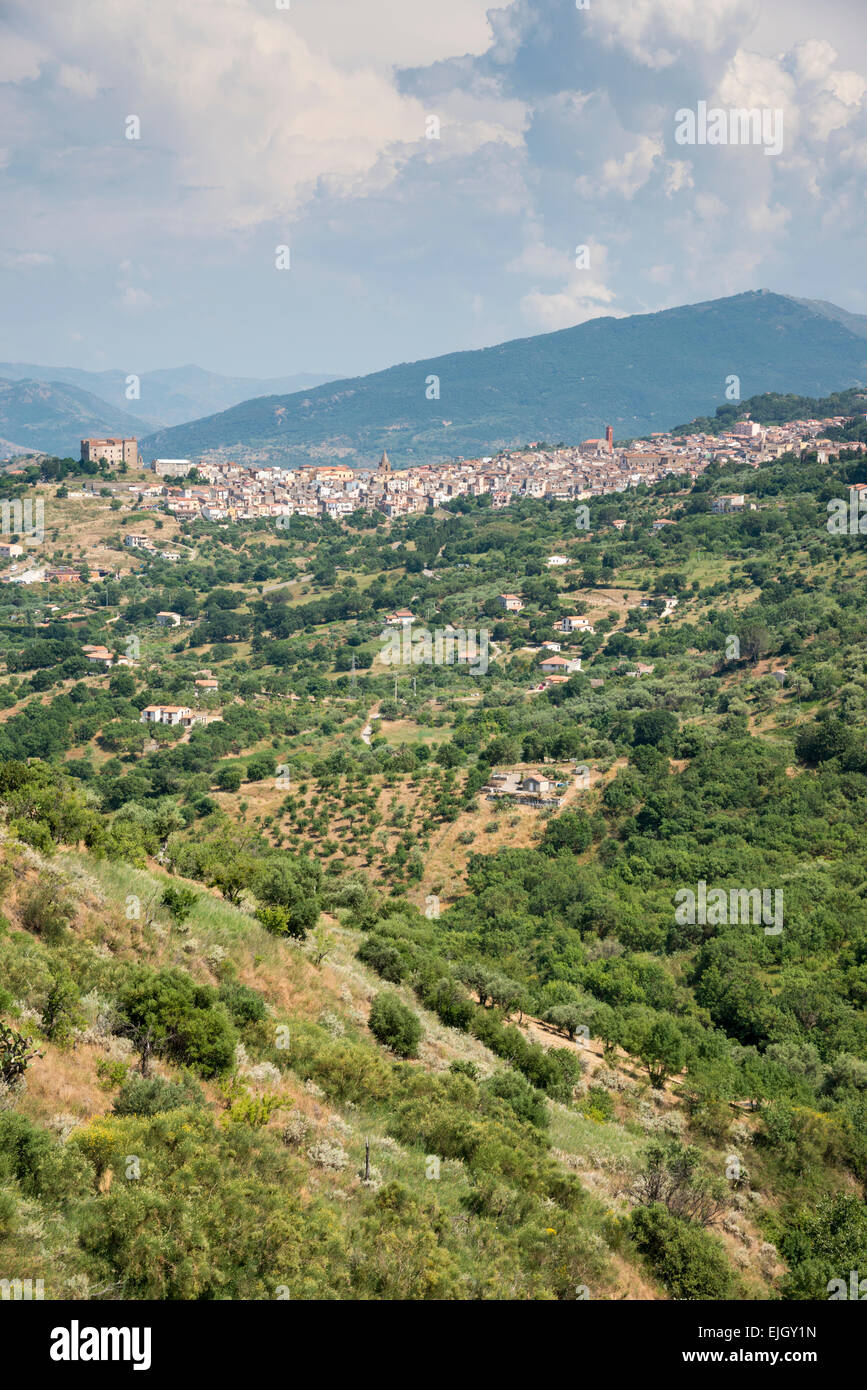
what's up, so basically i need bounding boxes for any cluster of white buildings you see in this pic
[124,411,867,528]
[140,704,222,728]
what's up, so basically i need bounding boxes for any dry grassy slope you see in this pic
[0,835,782,1299]
[28,479,185,572]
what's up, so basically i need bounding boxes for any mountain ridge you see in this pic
[139,291,867,469]
[0,377,152,461]
[0,362,339,440]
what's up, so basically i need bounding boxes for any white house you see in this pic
[558,615,595,635]
[85,646,114,668]
[140,704,192,725]
[539,654,581,674]
[711,494,746,513]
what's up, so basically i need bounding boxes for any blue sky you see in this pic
[1,0,866,379]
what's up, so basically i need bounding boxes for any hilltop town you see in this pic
[69,411,867,528]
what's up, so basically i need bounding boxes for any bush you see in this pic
[218,981,267,1024]
[482,1070,548,1128]
[449,1060,480,1081]
[581,1085,615,1121]
[542,811,593,855]
[19,877,76,943]
[634,1141,726,1226]
[424,977,475,1031]
[368,992,422,1059]
[357,935,406,983]
[630,1205,733,1299]
[42,972,80,1045]
[215,766,242,793]
[0,1111,53,1194]
[256,904,308,941]
[117,967,237,1077]
[254,858,321,939]
[161,885,199,925]
[246,754,276,782]
[112,1074,204,1117]
[780,1192,867,1299]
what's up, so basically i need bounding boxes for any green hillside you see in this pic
[0,378,151,460]
[1,436,867,1301]
[672,386,867,436]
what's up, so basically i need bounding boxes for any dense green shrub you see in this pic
[482,1070,548,1128]
[368,992,422,1059]
[116,967,237,1077]
[218,980,267,1023]
[780,1192,867,1300]
[630,1205,733,1299]
[357,935,407,983]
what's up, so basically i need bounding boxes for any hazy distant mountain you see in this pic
[0,379,152,460]
[0,362,339,430]
[787,297,867,340]
[139,292,867,470]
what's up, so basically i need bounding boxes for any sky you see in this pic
[1,0,866,380]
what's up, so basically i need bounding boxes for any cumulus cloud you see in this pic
[587,0,759,69]
[1,0,481,236]
[1,0,866,372]
[577,135,665,199]
[521,278,621,331]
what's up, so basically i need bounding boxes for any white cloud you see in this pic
[0,31,45,83]
[115,285,153,311]
[588,0,759,69]
[577,135,664,199]
[0,250,53,268]
[664,160,694,195]
[521,277,621,331]
[745,201,791,237]
[0,0,510,244]
[1,0,866,375]
[694,193,726,220]
[506,236,570,279]
[57,64,98,98]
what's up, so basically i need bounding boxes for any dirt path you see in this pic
[360,703,380,745]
